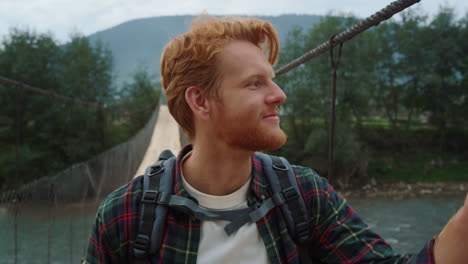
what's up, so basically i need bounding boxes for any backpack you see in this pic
[133,150,311,263]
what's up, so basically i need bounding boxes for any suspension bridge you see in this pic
[0,0,432,262]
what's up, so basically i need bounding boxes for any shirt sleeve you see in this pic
[84,200,122,264]
[295,166,435,264]
[84,178,142,264]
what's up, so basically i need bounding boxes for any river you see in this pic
[349,196,464,253]
[0,196,464,263]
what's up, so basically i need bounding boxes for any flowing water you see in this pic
[348,196,464,254]
[0,196,464,263]
[0,203,96,264]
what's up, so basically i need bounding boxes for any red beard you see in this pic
[213,107,287,151]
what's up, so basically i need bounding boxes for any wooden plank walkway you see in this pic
[134,105,181,177]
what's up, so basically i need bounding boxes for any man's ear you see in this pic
[185,86,210,120]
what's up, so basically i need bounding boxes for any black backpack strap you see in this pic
[133,150,175,263]
[224,190,286,235]
[133,150,254,261]
[255,153,310,243]
[133,150,310,262]
[150,155,176,254]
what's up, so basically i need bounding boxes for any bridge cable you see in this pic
[0,75,156,116]
[275,0,421,77]
[328,36,343,183]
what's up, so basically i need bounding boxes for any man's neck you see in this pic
[182,139,253,196]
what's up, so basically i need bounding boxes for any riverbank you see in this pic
[340,179,468,200]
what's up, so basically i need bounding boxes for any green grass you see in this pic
[286,117,440,132]
[281,115,468,183]
[368,153,468,182]
[361,120,390,128]
[360,119,439,132]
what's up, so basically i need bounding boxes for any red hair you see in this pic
[160,14,280,138]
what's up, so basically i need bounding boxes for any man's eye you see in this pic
[247,81,260,88]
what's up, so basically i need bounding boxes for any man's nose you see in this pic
[266,81,287,105]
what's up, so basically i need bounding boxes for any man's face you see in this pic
[208,40,287,151]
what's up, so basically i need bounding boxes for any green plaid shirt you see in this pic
[85,145,435,263]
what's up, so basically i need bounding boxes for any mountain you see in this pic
[88,15,322,85]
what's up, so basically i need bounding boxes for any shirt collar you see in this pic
[172,144,270,200]
[250,153,271,200]
[173,144,192,197]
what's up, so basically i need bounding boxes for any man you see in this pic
[86,15,468,263]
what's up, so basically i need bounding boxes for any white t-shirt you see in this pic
[181,154,270,264]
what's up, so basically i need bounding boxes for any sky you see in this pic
[1,0,467,43]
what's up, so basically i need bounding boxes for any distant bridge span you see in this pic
[134,105,181,177]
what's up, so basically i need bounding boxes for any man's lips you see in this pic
[263,113,279,119]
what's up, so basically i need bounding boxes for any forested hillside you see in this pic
[88,15,321,84]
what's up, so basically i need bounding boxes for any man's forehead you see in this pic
[220,41,274,77]
[222,40,265,59]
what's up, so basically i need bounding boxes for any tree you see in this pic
[0,30,118,189]
[0,29,61,186]
[458,13,468,129]
[421,7,463,151]
[395,10,430,133]
[118,66,161,133]
[57,35,115,161]
[276,15,370,186]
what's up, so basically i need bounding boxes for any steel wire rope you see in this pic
[328,37,343,183]
[274,0,421,77]
[0,75,154,116]
[13,83,20,264]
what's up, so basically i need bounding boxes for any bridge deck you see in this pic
[134,105,181,177]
